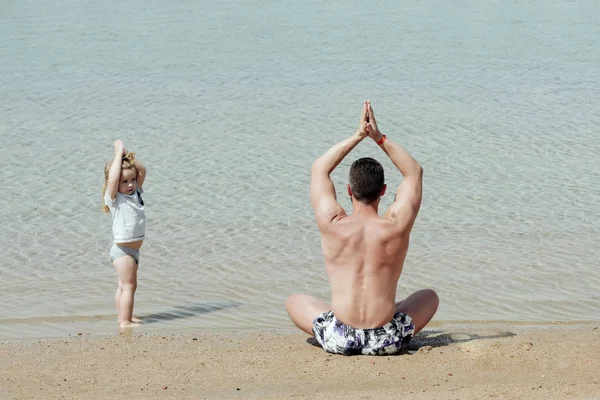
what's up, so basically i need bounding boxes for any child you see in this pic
[102,139,146,328]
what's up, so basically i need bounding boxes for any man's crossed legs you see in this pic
[286,289,439,354]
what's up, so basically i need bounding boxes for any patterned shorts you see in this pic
[312,310,415,356]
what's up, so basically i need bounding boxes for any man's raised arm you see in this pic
[311,102,369,230]
[365,101,423,231]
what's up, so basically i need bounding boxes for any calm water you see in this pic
[1,0,599,340]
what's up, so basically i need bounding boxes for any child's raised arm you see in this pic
[106,140,126,201]
[134,158,146,189]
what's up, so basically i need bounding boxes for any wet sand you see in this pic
[3,323,599,400]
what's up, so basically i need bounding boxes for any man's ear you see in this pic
[381,184,387,196]
[347,184,353,197]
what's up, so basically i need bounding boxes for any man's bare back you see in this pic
[323,213,409,328]
[286,101,439,355]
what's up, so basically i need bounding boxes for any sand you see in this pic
[2,323,599,400]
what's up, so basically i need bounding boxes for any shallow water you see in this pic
[1,0,599,340]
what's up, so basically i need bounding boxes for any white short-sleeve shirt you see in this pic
[104,187,146,243]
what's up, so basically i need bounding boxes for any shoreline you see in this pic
[3,323,599,399]
[1,318,598,343]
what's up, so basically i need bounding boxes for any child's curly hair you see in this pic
[101,152,136,213]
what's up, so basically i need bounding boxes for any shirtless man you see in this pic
[286,101,439,355]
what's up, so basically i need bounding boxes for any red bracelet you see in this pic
[376,135,387,145]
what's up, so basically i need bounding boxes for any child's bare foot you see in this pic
[116,317,142,323]
[119,321,141,329]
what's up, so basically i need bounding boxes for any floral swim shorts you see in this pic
[312,310,415,356]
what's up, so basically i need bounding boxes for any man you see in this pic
[286,101,439,355]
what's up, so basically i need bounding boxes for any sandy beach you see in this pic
[3,323,599,400]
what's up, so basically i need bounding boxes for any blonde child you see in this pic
[102,139,146,328]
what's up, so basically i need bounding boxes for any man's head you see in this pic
[347,157,386,204]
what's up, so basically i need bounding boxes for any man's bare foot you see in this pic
[119,321,141,328]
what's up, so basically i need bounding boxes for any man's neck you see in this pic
[350,199,380,217]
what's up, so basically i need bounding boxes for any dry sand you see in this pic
[2,323,599,400]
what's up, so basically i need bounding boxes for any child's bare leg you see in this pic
[115,280,141,322]
[115,280,123,320]
[113,256,140,328]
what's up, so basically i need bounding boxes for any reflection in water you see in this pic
[0,301,241,325]
[141,301,241,324]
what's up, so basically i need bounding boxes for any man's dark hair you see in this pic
[349,157,385,203]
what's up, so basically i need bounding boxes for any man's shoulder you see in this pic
[369,215,401,229]
[367,216,410,240]
[325,215,402,238]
